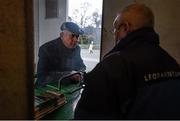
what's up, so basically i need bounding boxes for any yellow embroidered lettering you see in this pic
[157,73,160,79]
[148,74,152,80]
[160,72,164,78]
[144,75,149,82]
[152,73,157,80]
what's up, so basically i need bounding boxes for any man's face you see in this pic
[112,14,127,44]
[61,30,79,48]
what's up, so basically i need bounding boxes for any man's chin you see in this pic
[68,45,76,49]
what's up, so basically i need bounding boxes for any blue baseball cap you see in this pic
[60,22,84,35]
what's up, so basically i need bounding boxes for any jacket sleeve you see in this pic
[75,62,109,119]
[74,53,134,119]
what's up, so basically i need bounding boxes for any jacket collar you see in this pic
[106,27,159,56]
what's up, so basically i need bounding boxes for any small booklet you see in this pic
[34,90,66,119]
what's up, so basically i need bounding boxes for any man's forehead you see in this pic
[63,30,73,34]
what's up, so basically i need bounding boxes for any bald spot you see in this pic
[119,3,154,30]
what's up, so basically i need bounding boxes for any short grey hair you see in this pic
[120,3,154,29]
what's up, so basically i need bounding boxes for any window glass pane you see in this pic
[68,0,103,72]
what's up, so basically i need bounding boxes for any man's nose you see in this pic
[74,37,79,41]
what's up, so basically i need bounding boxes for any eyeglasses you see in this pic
[63,31,80,38]
[111,23,124,34]
[72,34,79,38]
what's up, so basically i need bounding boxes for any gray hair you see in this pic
[120,3,154,30]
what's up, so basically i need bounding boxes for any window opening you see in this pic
[68,0,103,72]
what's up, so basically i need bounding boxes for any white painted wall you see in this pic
[34,0,67,67]
[38,0,67,46]
[101,0,133,58]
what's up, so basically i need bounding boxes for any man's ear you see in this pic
[60,32,63,38]
[123,21,131,32]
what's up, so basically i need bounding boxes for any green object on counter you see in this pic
[35,83,82,120]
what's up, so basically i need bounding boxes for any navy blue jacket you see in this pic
[75,27,180,119]
[36,38,86,87]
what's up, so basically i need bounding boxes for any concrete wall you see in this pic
[136,0,180,64]
[101,0,133,58]
[34,0,67,68]
[0,0,34,119]
[101,0,180,64]
[38,0,67,46]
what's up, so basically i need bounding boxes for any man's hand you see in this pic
[70,74,81,82]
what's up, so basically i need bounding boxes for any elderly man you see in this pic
[36,22,86,87]
[75,3,180,119]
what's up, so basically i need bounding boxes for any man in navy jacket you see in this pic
[75,3,180,119]
[36,22,86,87]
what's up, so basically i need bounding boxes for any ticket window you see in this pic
[34,0,103,72]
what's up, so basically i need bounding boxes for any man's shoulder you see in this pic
[42,38,60,47]
[40,38,60,50]
[103,50,130,61]
[103,51,126,64]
